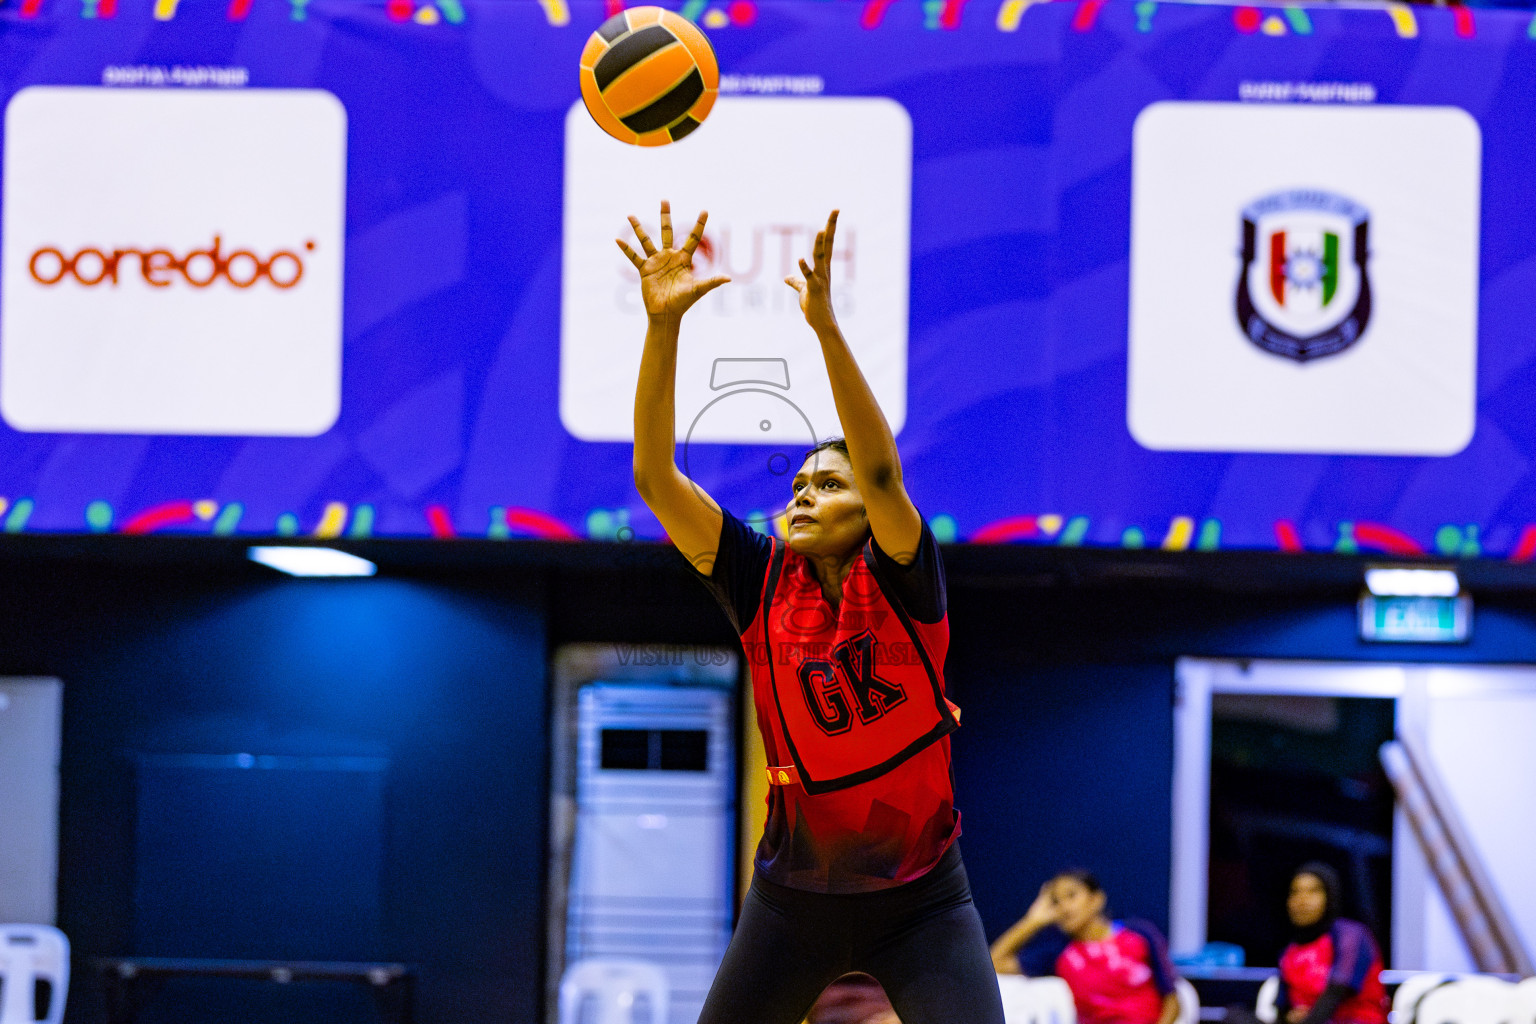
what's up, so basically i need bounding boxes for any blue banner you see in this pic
[0,0,1534,560]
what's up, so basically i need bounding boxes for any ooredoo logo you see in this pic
[28,236,314,289]
[2,86,347,437]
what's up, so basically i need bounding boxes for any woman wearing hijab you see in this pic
[1274,862,1389,1024]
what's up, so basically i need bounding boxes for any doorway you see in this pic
[1206,692,1394,966]
[1171,658,1536,972]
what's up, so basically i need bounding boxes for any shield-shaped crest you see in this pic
[1235,190,1372,363]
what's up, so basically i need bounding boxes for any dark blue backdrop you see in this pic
[20,570,548,1024]
[12,547,1536,1023]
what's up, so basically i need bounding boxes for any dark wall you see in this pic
[7,545,1536,1022]
[952,660,1176,935]
[0,562,547,1024]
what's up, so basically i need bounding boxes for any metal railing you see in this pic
[1380,733,1534,978]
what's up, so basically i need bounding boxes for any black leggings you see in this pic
[698,844,1006,1024]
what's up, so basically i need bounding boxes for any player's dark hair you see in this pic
[803,436,850,462]
[1053,868,1104,895]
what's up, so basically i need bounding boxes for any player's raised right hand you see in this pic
[617,200,730,324]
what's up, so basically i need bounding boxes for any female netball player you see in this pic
[621,201,1005,1024]
[991,870,1181,1024]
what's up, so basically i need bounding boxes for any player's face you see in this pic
[1288,873,1328,928]
[1051,878,1108,937]
[785,449,868,560]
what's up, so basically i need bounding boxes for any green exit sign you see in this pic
[1359,594,1471,643]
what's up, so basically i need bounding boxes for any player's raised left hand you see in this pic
[617,200,730,325]
[785,209,840,335]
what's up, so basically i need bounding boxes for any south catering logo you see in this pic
[28,235,314,289]
[1235,190,1372,363]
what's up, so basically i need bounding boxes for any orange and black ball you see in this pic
[579,6,719,146]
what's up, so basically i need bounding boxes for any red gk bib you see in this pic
[753,541,958,794]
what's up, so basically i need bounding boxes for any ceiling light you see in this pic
[248,546,377,577]
[1364,567,1458,598]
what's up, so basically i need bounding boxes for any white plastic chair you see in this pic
[1034,975,1077,1024]
[1414,977,1517,1024]
[0,924,69,1024]
[1256,975,1281,1024]
[1394,974,1459,1024]
[998,975,1077,1024]
[558,957,669,1024]
[1511,979,1536,1024]
[1175,978,1200,1024]
[997,975,1037,1024]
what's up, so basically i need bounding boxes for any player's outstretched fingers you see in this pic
[683,210,709,257]
[823,209,839,263]
[616,238,646,270]
[696,274,731,299]
[628,215,657,256]
[660,199,674,250]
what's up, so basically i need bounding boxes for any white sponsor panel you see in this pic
[2,87,347,435]
[561,96,912,444]
[1128,102,1480,456]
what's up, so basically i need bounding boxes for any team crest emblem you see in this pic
[1235,190,1372,363]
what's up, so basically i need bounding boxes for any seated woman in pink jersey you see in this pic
[990,870,1181,1024]
[1274,863,1388,1024]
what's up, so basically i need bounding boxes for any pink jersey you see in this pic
[1055,922,1177,1024]
[1279,921,1389,1024]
